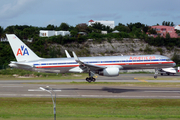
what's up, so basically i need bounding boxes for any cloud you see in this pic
[0,0,37,19]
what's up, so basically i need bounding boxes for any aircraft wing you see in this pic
[81,63,106,71]
[72,52,106,71]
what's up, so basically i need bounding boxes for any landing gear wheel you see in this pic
[92,78,96,82]
[161,73,163,76]
[86,77,96,83]
[154,76,157,79]
[86,77,89,81]
[86,77,91,83]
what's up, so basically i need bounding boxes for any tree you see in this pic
[176,30,180,34]
[148,28,157,34]
[91,22,104,30]
[162,21,165,26]
[172,52,180,66]
[58,23,69,31]
[132,26,141,38]
[46,24,55,30]
[142,25,149,33]
[90,22,112,33]
[162,21,174,26]
[170,22,174,26]
[76,23,89,32]
[5,26,14,34]
[166,33,171,40]
[70,30,78,37]
[127,22,145,32]
[114,23,130,33]
[0,26,4,39]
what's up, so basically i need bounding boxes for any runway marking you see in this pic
[28,89,61,92]
[138,79,148,82]
[145,91,180,93]
[2,86,24,87]
[134,78,148,82]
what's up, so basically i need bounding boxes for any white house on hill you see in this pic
[39,30,70,37]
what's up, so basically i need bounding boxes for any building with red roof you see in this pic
[150,25,180,38]
[88,20,94,22]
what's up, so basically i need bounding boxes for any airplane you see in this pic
[6,34,176,82]
[158,67,180,76]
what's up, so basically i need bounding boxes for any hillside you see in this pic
[52,38,178,58]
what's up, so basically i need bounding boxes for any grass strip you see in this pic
[0,98,180,120]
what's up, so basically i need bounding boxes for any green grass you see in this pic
[0,98,180,120]
[0,68,88,80]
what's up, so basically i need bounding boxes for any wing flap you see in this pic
[72,51,106,71]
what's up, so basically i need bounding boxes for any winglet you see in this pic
[72,51,79,61]
[72,51,83,64]
[65,50,71,58]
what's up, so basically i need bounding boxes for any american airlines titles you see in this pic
[129,56,156,60]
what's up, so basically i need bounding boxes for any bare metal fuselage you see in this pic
[10,54,176,74]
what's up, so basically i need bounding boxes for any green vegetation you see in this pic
[0,68,88,80]
[0,98,180,120]
[1,21,180,67]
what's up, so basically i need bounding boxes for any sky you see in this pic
[0,0,180,28]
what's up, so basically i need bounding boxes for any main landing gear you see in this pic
[86,77,96,83]
[86,71,96,83]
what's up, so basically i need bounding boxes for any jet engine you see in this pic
[98,67,119,77]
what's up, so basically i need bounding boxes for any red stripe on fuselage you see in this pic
[35,61,174,68]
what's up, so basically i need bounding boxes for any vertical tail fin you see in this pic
[6,34,41,62]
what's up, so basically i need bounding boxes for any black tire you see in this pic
[86,77,89,81]
[161,73,163,76]
[154,76,157,79]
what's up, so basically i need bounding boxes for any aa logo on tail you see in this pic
[16,45,29,56]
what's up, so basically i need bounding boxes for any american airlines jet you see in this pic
[6,34,176,82]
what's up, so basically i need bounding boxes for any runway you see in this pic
[0,74,180,98]
[0,84,180,98]
[1,73,180,84]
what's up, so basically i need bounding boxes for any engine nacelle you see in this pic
[98,67,119,77]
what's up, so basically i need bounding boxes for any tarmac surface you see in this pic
[0,74,180,98]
